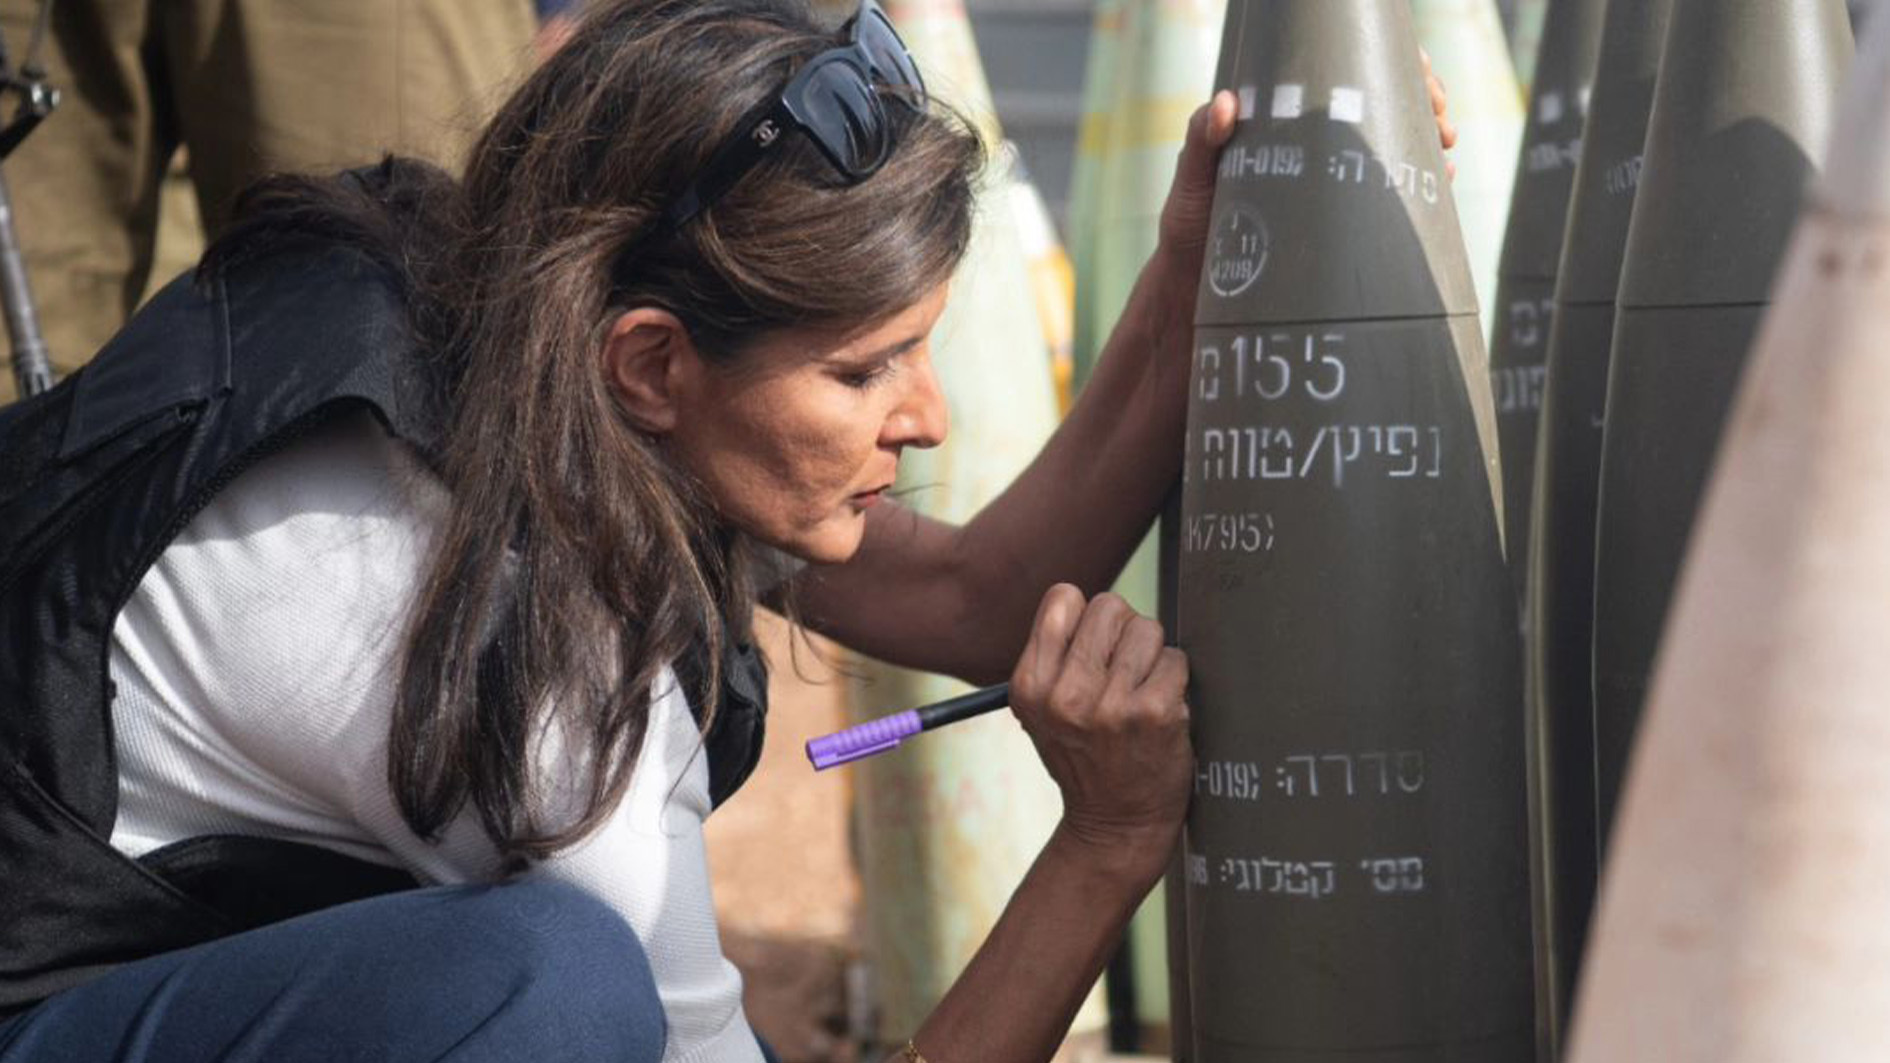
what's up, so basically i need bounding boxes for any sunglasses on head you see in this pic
[616,0,926,279]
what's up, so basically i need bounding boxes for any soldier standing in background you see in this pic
[0,0,539,399]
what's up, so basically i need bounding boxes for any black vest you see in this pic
[0,241,767,1015]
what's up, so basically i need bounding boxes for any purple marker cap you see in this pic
[805,710,924,770]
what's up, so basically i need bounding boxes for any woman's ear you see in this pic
[602,307,695,433]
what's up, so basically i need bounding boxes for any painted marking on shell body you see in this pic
[1219,144,1306,180]
[1361,856,1427,894]
[1605,155,1644,195]
[1328,87,1364,124]
[1527,138,1581,174]
[1270,83,1303,119]
[1505,297,1555,350]
[1195,423,1445,487]
[1492,365,1547,414]
[1194,752,1428,802]
[1183,851,1430,897]
[1208,206,1269,298]
[1182,511,1276,556]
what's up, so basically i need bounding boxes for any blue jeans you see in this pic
[0,879,667,1062]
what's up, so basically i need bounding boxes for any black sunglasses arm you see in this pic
[609,94,795,292]
[662,96,797,233]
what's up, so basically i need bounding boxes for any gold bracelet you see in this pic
[901,1040,928,1063]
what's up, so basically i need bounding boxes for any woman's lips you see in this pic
[850,485,891,509]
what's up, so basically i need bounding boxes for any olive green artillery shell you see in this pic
[1592,0,1852,859]
[1555,0,1676,305]
[1497,0,1608,283]
[1490,0,1607,608]
[1522,304,1611,1062]
[1181,317,1531,1062]
[1180,3,1528,1060]
[1568,11,1890,1057]
[1523,3,1676,1052]
[1615,0,1853,310]
[1195,0,1480,326]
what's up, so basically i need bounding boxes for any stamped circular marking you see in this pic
[1209,206,1269,299]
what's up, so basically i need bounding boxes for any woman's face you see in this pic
[666,284,952,564]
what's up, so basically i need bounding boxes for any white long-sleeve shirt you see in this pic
[106,410,761,1063]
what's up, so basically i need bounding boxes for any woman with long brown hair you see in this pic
[0,1,1452,1060]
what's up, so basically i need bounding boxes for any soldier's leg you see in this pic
[0,0,172,398]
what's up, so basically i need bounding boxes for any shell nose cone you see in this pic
[1822,3,1890,217]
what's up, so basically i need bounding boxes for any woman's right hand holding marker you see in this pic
[1009,584,1194,886]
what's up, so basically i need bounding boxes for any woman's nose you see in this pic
[883,356,949,450]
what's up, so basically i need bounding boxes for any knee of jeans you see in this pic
[467,879,666,1056]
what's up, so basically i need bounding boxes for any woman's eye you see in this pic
[839,364,893,390]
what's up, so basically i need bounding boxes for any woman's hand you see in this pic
[1154,91,1240,268]
[1009,584,1192,880]
[1423,48,1460,178]
[903,585,1189,1061]
[1157,57,1459,267]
